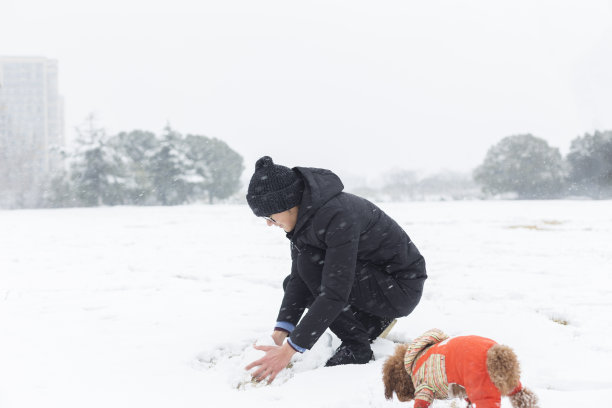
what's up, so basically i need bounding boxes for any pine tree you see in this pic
[70,115,126,206]
[113,130,159,205]
[149,125,189,205]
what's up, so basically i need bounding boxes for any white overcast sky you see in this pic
[2,0,612,180]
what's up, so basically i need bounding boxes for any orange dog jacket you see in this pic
[404,329,522,408]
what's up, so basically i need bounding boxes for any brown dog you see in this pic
[382,329,539,408]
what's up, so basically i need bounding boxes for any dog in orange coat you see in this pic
[382,329,539,408]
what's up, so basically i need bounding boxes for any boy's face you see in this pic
[264,206,299,232]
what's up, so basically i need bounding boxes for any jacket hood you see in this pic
[290,166,344,237]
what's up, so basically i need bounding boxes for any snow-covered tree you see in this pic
[474,134,565,199]
[70,116,126,206]
[112,130,159,205]
[148,126,190,205]
[44,119,244,207]
[196,137,243,204]
[566,130,612,198]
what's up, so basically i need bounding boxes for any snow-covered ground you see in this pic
[1,201,611,408]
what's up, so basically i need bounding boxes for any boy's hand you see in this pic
[245,342,297,384]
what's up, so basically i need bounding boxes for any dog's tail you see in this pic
[509,387,540,408]
[486,344,521,395]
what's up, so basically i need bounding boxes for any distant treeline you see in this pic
[0,117,244,209]
[48,123,244,208]
[2,122,610,209]
[350,130,612,202]
[474,131,612,199]
[349,170,479,202]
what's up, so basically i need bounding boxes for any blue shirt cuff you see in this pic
[287,338,307,353]
[274,321,295,333]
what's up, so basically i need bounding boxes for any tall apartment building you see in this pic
[0,56,65,178]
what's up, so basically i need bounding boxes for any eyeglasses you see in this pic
[262,216,277,223]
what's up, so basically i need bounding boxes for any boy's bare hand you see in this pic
[245,342,297,384]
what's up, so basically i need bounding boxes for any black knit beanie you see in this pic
[246,156,304,217]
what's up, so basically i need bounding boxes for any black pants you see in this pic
[284,245,425,347]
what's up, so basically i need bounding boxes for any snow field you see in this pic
[1,201,611,407]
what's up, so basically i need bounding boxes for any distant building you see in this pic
[0,56,65,206]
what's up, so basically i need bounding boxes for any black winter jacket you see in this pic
[277,167,427,350]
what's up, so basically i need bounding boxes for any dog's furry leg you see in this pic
[509,387,539,408]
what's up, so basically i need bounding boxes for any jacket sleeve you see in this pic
[288,208,360,350]
[276,244,310,328]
